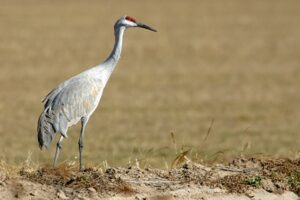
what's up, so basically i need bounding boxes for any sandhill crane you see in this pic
[37,16,156,170]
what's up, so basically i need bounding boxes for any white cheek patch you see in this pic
[124,20,137,27]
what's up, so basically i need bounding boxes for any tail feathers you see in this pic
[37,110,56,149]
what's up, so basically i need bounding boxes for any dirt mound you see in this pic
[0,158,299,199]
[210,158,300,195]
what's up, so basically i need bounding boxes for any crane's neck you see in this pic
[103,26,125,73]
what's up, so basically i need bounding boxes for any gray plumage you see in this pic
[38,75,102,147]
[37,16,156,170]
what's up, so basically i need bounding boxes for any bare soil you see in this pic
[0,158,299,199]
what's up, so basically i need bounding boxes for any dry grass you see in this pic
[18,158,300,196]
[0,0,299,167]
[19,165,136,194]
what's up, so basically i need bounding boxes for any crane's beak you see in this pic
[136,22,157,32]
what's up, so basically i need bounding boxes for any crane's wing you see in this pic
[38,76,103,148]
[49,77,103,127]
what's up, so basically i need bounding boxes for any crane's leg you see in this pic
[53,136,64,167]
[79,117,89,171]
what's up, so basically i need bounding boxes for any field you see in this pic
[1,0,299,167]
[0,0,300,199]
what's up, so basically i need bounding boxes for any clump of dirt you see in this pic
[209,157,300,195]
[260,158,300,195]
[7,157,299,199]
[19,165,135,195]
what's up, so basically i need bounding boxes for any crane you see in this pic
[37,16,156,171]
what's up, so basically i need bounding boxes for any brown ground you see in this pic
[1,158,299,199]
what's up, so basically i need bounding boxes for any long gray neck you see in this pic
[103,26,125,73]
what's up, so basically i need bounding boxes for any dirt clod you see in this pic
[57,189,68,200]
[1,157,298,199]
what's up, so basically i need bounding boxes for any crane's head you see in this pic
[115,16,157,32]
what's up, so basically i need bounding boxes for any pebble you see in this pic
[57,189,69,200]
[87,187,96,193]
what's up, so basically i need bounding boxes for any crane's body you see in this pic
[37,16,156,170]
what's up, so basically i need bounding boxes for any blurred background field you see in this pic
[0,0,299,168]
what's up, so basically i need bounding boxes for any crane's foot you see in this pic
[79,159,84,171]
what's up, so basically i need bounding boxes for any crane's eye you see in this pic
[125,16,136,23]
